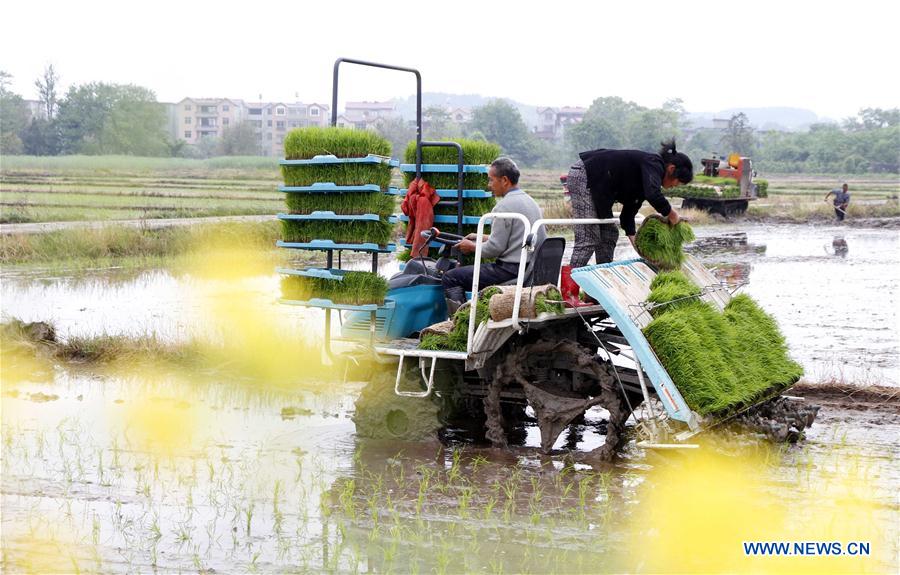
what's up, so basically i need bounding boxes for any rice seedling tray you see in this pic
[276,239,397,253]
[277,267,354,281]
[570,259,696,426]
[279,267,390,307]
[399,163,488,174]
[279,297,394,312]
[279,183,387,193]
[386,188,492,199]
[280,154,398,166]
[283,189,394,217]
[278,211,398,223]
[396,214,487,225]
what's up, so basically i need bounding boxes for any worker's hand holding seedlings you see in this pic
[564,138,694,270]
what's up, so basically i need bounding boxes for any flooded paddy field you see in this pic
[2,222,898,573]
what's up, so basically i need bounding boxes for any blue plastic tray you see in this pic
[279,183,385,193]
[280,154,398,166]
[277,267,353,281]
[279,297,392,312]
[278,212,397,223]
[386,187,492,199]
[399,163,489,173]
[277,240,396,253]
[396,214,489,225]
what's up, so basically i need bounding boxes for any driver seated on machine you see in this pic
[441,157,546,315]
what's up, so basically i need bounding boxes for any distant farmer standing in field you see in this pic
[561,139,694,287]
[825,183,850,221]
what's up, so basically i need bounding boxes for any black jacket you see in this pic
[578,149,672,236]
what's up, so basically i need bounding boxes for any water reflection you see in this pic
[686,232,767,257]
[830,235,849,257]
[689,225,898,386]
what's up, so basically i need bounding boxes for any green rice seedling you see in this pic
[403,139,500,190]
[403,138,500,167]
[633,217,695,270]
[279,218,394,246]
[285,191,395,217]
[418,286,502,351]
[281,127,393,191]
[433,196,496,217]
[668,184,742,199]
[534,288,564,315]
[280,163,393,190]
[280,271,388,305]
[645,272,702,316]
[642,290,802,416]
[755,179,769,198]
[283,127,391,160]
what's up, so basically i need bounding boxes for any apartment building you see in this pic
[175,98,245,145]
[244,102,331,156]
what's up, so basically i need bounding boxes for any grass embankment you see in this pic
[0,314,336,387]
[0,221,286,270]
[642,272,803,416]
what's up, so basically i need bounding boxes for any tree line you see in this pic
[2,67,897,174]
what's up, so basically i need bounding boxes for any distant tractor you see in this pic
[675,153,766,216]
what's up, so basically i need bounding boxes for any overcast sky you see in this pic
[2,0,897,120]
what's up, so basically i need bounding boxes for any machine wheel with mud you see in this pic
[484,338,639,461]
[353,368,441,441]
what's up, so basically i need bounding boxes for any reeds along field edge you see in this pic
[285,191,395,217]
[283,127,391,160]
[280,272,388,306]
[281,164,393,190]
[634,218,695,270]
[280,219,395,246]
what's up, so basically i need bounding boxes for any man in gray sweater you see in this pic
[441,157,546,314]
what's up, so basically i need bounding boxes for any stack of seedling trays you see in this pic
[277,127,398,339]
[393,140,501,263]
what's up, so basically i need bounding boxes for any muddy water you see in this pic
[2,366,898,572]
[3,223,896,385]
[2,222,899,572]
[684,223,900,386]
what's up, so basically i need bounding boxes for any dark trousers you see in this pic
[568,161,619,267]
[834,207,846,221]
[442,260,519,297]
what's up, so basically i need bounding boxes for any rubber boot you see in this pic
[444,286,465,318]
[560,265,591,307]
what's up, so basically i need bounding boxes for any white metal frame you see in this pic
[385,213,644,397]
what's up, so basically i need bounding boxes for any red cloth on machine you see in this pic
[401,178,440,257]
